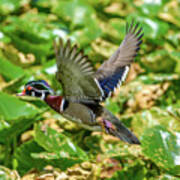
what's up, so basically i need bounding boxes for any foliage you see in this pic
[0,0,180,179]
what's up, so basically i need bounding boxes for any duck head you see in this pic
[18,80,54,100]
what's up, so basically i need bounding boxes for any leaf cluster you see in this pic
[0,0,180,179]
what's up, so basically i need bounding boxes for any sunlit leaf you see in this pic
[52,0,102,46]
[0,0,22,15]
[141,50,176,73]
[0,92,41,143]
[105,99,121,114]
[0,166,20,180]
[127,15,169,41]
[138,0,169,16]
[107,161,147,180]
[142,126,180,176]
[138,73,179,84]
[34,123,88,160]
[0,56,25,81]
[0,12,60,62]
[132,107,180,134]
[52,0,96,28]
[158,174,180,180]
[14,140,46,175]
[0,0,179,178]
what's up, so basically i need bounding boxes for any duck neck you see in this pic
[45,95,64,113]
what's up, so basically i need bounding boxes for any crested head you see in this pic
[18,80,54,100]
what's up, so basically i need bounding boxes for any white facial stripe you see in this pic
[60,98,65,112]
[31,91,35,97]
[41,92,45,100]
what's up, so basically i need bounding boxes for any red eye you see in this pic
[27,86,32,91]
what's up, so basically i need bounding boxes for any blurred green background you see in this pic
[0,0,180,179]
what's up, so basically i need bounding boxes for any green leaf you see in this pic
[138,0,169,17]
[0,92,40,143]
[142,126,180,176]
[5,32,51,63]
[52,0,102,46]
[0,56,25,81]
[14,140,46,175]
[31,0,56,8]
[128,15,169,41]
[42,59,57,76]
[141,50,176,73]
[142,18,169,41]
[0,166,19,180]
[0,0,22,15]
[132,107,180,134]
[1,12,60,62]
[31,151,84,171]
[71,25,101,47]
[109,19,127,42]
[158,174,180,180]
[0,31,10,43]
[107,161,147,180]
[34,123,88,160]
[0,92,39,121]
[52,0,95,28]
[157,80,180,106]
[170,52,180,74]
[15,139,87,176]
[105,99,120,114]
[138,73,179,84]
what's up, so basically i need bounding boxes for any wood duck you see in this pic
[18,21,143,144]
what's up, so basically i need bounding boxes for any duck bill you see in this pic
[16,89,26,96]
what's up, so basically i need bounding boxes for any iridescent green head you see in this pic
[18,80,54,100]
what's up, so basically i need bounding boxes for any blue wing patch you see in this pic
[98,66,129,97]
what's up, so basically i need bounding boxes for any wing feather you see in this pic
[95,20,143,98]
[54,38,104,103]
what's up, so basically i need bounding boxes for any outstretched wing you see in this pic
[95,20,143,98]
[54,38,104,103]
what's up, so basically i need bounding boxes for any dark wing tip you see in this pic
[126,19,144,39]
[112,129,141,145]
[126,18,135,33]
[53,37,64,55]
[59,37,64,48]
[126,19,144,55]
[54,38,76,60]
[54,37,95,77]
[131,136,141,145]
[66,39,71,49]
